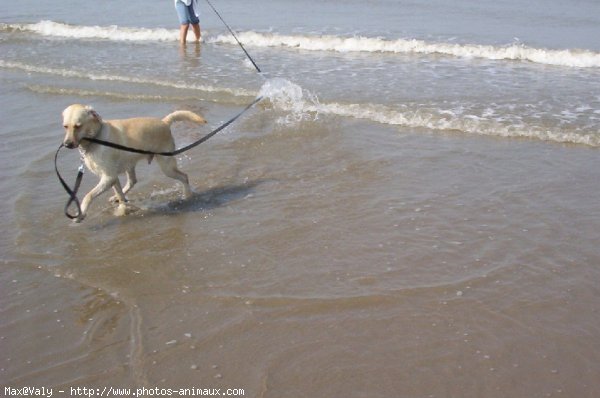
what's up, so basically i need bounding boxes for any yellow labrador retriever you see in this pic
[62,104,206,222]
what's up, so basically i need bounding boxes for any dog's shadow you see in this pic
[162,179,265,214]
[95,179,267,227]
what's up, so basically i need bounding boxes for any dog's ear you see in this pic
[85,106,102,122]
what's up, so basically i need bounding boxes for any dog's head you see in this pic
[62,104,102,149]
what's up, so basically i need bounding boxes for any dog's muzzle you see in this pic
[63,140,77,149]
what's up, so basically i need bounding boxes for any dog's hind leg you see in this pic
[156,156,192,199]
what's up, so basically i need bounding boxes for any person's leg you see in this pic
[175,1,190,44]
[179,24,190,44]
[191,23,201,42]
[188,3,201,42]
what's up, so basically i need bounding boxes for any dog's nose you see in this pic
[64,140,75,149]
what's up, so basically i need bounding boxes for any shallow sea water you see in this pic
[2,0,600,397]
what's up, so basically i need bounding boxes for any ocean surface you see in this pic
[1,0,600,396]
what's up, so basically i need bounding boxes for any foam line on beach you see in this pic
[313,102,599,146]
[0,60,256,98]
[25,84,222,103]
[0,20,178,42]
[2,21,600,67]
[212,31,600,68]
[259,78,599,147]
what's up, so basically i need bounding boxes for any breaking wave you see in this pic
[259,78,599,146]
[314,102,599,146]
[3,21,600,67]
[0,20,178,42]
[212,31,600,68]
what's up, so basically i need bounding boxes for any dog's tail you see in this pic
[162,110,207,126]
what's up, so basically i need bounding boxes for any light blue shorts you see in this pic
[175,1,200,25]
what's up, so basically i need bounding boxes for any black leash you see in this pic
[205,0,262,74]
[82,96,262,156]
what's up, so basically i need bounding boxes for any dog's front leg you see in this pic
[109,168,136,203]
[109,178,127,203]
[77,176,117,222]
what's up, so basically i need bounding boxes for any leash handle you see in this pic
[54,144,84,219]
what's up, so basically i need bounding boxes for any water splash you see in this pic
[258,78,320,124]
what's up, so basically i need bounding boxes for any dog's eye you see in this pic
[75,123,82,129]
[63,125,68,129]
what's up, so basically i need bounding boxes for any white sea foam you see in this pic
[213,32,600,68]
[258,79,598,146]
[312,102,599,146]
[4,21,600,67]
[1,20,178,42]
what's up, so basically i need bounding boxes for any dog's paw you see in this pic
[108,194,128,204]
[114,203,128,217]
[182,187,194,200]
[114,203,139,217]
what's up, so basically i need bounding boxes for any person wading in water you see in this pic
[174,0,201,44]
